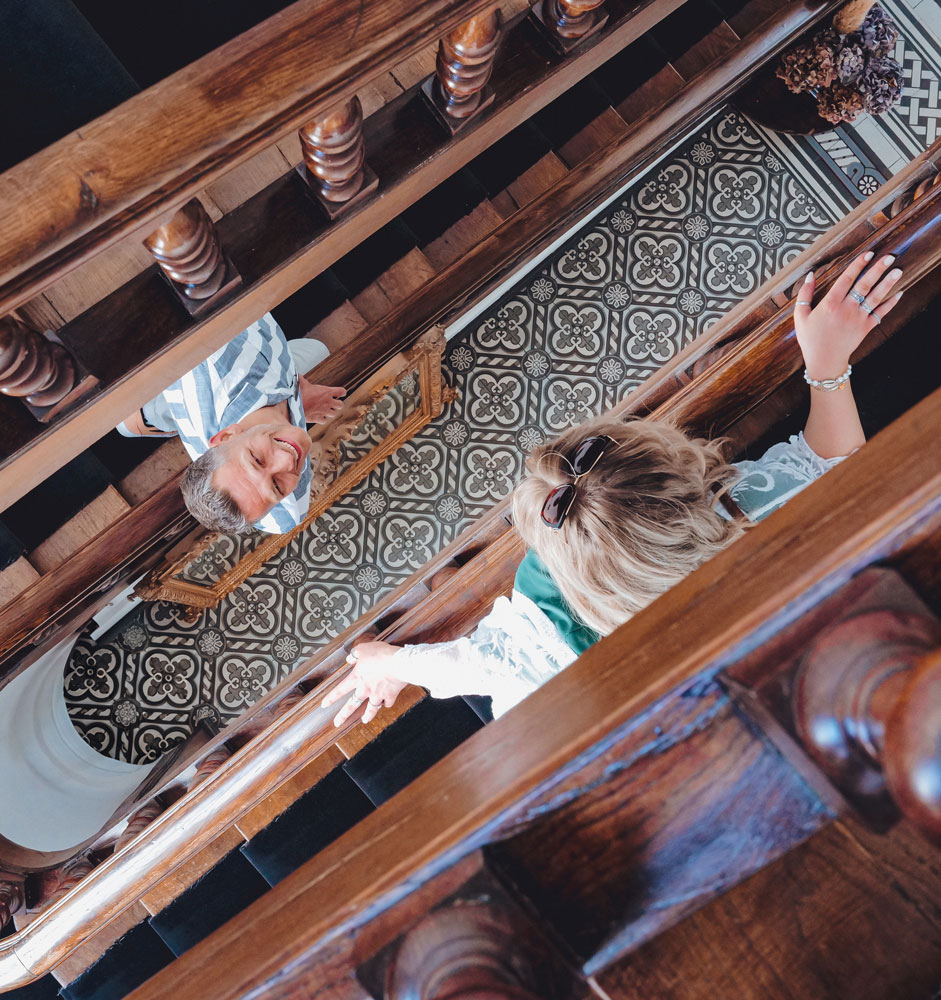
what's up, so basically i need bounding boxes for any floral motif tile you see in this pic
[65,107,841,764]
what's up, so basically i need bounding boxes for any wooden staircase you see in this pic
[2,1,941,997]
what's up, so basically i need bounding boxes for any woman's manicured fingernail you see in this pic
[864,251,874,261]
[882,255,896,266]
[804,271,813,283]
[889,268,902,280]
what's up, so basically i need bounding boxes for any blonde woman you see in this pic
[324,252,903,725]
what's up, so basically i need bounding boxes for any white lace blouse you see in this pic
[391,432,844,718]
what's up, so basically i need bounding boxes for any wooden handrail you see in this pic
[0,0,498,317]
[126,384,941,999]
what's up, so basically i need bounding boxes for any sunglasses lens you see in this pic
[541,483,576,529]
[571,435,613,475]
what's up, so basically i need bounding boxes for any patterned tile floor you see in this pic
[65,0,941,762]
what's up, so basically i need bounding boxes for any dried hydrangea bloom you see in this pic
[835,43,866,85]
[817,81,866,123]
[856,5,900,57]
[859,55,903,114]
[777,36,837,93]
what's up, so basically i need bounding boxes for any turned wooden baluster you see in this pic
[190,744,232,787]
[385,904,548,1000]
[0,879,24,931]
[44,856,94,909]
[114,799,164,852]
[143,200,240,314]
[297,96,378,218]
[423,10,502,132]
[0,315,79,409]
[531,0,608,53]
[794,609,941,839]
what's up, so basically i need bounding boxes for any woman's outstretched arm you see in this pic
[794,251,904,459]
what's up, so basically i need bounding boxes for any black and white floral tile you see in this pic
[753,0,941,209]
[65,105,846,764]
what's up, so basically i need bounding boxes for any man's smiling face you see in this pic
[209,421,311,524]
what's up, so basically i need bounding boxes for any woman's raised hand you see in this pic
[320,641,408,728]
[794,251,904,379]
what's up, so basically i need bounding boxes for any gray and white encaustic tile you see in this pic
[65,107,841,763]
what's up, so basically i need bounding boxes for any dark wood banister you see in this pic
[0,0,498,317]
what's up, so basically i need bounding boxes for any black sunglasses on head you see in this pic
[540,435,615,530]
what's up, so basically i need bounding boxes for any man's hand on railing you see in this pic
[300,379,346,424]
[322,641,408,727]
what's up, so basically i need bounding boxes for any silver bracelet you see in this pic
[803,364,852,392]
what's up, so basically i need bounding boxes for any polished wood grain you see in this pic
[143,201,236,310]
[426,9,502,126]
[597,817,941,1000]
[0,316,79,409]
[885,650,941,839]
[490,688,831,972]
[122,381,941,999]
[0,881,23,933]
[531,0,609,53]
[298,97,379,216]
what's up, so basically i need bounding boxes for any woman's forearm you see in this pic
[803,381,865,459]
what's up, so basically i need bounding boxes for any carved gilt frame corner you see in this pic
[135,326,456,611]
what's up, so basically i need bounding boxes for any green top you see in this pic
[513,549,600,655]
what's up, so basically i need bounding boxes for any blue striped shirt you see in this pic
[149,314,310,534]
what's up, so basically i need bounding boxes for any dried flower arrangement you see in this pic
[777,2,902,124]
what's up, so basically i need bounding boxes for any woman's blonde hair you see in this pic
[512,413,745,636]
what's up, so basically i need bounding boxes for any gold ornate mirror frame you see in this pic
[135,326,456,612]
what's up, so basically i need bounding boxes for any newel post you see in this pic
[297,96,379,218]
[384,904,548,1000]
[793,607,941,839]
[422,10,503,134]
[0,315,97,422]
[530,1,608,54]
[143,199,241,315]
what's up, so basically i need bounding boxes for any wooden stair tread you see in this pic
[116,439,190,506]
[615,63,687,125]
[201,144,294,217]
[235,746,347,841]
[499,150,569,213]
[51,901,151,988]
[305,300,369,354]
[29,486,131,575]
[422,199,506,271]
[0,557,41,608]
[596,819,941,1000]
[141,828,247,916]
[556,107,630,170]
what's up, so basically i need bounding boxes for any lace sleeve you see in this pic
[391,592,577,718]
[730,431,846,522]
